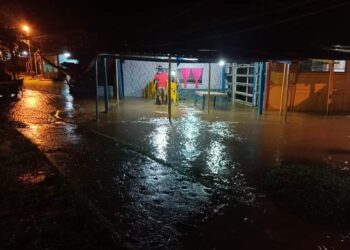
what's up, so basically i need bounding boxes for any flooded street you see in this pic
[6,79,350,249]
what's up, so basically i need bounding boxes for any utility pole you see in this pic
[28,39,32,74]
[22,25,33,75]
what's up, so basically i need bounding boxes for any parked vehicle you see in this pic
[0,79,23,99]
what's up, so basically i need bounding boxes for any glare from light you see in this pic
[22,25,30,33]
[22,51,28,56]
[219,60,225,67]
[64,52,71,58]
[171,71,176,76]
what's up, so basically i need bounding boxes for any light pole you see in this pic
[22,25,32,75]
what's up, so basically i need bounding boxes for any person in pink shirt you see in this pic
[153,65,168,105]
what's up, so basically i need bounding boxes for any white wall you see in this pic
[122,60,222,97]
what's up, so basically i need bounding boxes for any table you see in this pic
[195,91,228,110]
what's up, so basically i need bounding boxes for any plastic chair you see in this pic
[150,82,156,98]
[144,81,157,99]
[167,82,179,104]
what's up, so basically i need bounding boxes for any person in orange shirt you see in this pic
[153,65,168,105]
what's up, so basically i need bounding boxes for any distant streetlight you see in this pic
[22,25,30,35]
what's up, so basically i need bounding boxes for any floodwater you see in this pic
[6,79,350,249]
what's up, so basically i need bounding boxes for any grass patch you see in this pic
[262,164,350,227]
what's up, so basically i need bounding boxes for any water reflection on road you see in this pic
[207,140,227,174]
[141,113,243,180]
[149,121,169,161]
[7,80,350,249]
[10,85,81,148]
[178,113,201,163]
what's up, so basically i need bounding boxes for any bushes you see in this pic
[262,165,350,227]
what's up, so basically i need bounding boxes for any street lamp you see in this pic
[22,25,30,34]
[22,24,33,75]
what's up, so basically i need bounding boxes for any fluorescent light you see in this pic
[198,49,217,52]
[219,60,225,66]
[181,57,198,61]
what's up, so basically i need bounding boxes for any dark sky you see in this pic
[2,0,350,59]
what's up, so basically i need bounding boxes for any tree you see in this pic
[0,27,21,79]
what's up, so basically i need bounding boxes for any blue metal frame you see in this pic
[103,58,109,112]
[263,62,269,112]
[252,63,259,106]
[258,62,266,115]
[221,66,226,92]
[118,60,124,99]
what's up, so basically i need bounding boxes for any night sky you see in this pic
[2,0,350,59]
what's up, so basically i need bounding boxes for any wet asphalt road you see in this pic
[6,80,350,249]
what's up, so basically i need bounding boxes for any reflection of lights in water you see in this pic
[181,114,201,161]
[209,122,235,138]
[28,124,40,140]
[24,124,50,145]
[63,124,80,144]
[209,121,246,142]
[62,84,74,114]
[65,94,74,111]
[25,123,80,146]
[18,171,47,184]
[150,125,169,161]
[207,140,228,174]
[23,91,39,108]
